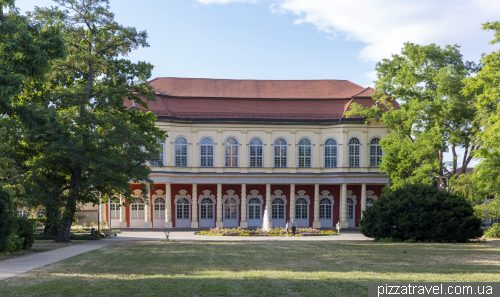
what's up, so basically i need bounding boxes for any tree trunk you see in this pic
[55,167,82,242]
[44,202,61,237]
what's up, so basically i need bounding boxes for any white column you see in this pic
[341,183,348,227]
[266,183,272,227]
[191,184,198,228]
[361,183,367,219]
[119,194,127,228]
[99,202,107,227]
[240,184,248,228]
[313,183,321,228]
[290,184,295,221]
[145,189,152,228]
[216,183,223,228]
[165,183,172,228]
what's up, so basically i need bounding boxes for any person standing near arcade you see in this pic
[291,219,297,237]
[336,221,341,235]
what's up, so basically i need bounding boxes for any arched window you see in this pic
[347,197,354,220]
[366,198,374,207]
[200,197,214,219]
[272,198,285,219]
[296,198,308,219]
[154,198,165,219]
[224,197,238,219]
[131,198,145,219]
[225,137,239,167]
[274,138,288,168]
[176,197,190,219]
[175,137,188,167]
[248,197,261,221]
[110,199,120,219]
[324,138,338,168]
[348,137,361,167]
[249,138,264,167]
[17,209,29,217]
[200,137,214,167]
[319,198,332,219]
[298,138,312,168]
[150,138,164,166]
[370,137,383,167]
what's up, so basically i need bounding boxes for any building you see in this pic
[97,78,394,229]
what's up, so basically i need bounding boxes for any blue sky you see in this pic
[17,0,500,87]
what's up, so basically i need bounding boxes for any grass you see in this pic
[0,241,499,296]
[0,240,84,262]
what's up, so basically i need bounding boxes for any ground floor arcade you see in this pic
[102,176,387,229]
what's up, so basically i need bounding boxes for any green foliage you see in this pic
[484,223,500,239]
[0,188,15,252]
[360,184,483,242]
[462,22,500,219]
[4,235,23,253]
[69,233,100,240]
[346,42,480,188]
[14,216,37,250]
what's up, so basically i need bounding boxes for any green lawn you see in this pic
[0,241,499,296]
[0,240,84,262]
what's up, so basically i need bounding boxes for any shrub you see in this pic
[4,235,23,253]
[15,216,38,250]
[360,184,483,242]
[69,233,100,240]
[484,223,500,239]
[0,188,15,252]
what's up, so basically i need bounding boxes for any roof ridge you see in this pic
[151,76,351,82]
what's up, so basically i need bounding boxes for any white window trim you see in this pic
[369,136,383,167]
[199,136,215,167]
[273,137,289,168]
[323,137,339,168]
[150,138,164,167]
[248,137,265,168]
[223,136,240,167]
[174,136,189,167]
[348,136,362,168]
[297,137,313,168]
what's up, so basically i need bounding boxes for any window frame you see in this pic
[323,137,338,168]
[273,137,288,168]
[154,197,166,219]
[224,136,240,167]
[199,136,215,167]
[174,136,188,167]
[297,137,313,168]
[150,138,164,167]
[348,137,361,167]
[369,137,383,167]
[248,137,264,168]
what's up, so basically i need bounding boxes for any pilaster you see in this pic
[216,130,223,173]
[341,183,348,227]
[165,183,172,228]
[191,183,199,228]
[119,194,127,228]
[361,183,367,219]
[290,184,295,220]
[191,129,198,172]
[216,183,223,227]
[240,184,248,228]
[145,189,152,228]
[313,183,321,228]
[240,131,248,173]
[266,183,272,227]
[361,128,369,171]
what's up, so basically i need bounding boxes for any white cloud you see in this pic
[273,0,500,63]
[198,0,500,63]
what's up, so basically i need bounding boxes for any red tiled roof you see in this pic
[125,77,398,120]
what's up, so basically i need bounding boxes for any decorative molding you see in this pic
[222,189,240,204]
[314,130,321,134]
[342,129,349,133]
[241,130,248,134]
[246,189,264,204]
[174,189,192,204]
[198,189,216,204]
[266,130,272,134]
[290,130,297,134]
[217,130,223,133]
[320,190,334,204]
[271,189,287,205]
[191,129,198,133]
[151,189,165,200]
[296,190,311,205]
[346,190,357,205]
[362,129,368,133]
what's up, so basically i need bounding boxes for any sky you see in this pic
[16,0,497,166]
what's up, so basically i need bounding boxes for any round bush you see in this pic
[360,184,483,242]
[484,223,500,239]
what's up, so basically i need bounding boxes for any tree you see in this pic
[462,22,500,224]
[347,43,480,188]
[360,184,483,242]
[28,0,167,242]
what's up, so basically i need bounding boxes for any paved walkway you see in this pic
[0,230,369,281]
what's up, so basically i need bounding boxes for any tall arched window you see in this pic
[200,198,214,219]
[224,197,238,219]
[274,138,288,168]
[298,138,312,168]
[296,198,308,219]
[347,197,354,220]
[154,198,165,219]
[110,199,120,219]
[131,198,145,219]
[200,137,214,167]
[324,138,338,168]
[225,137,239,167]
[176,197,190,219]
[370,137,383,167]
[319,198,332,219]
[174,137,188,167]
[348,137,361,167]
[249,138,264,167]
[150,138,164,166]
[272,198,285,220]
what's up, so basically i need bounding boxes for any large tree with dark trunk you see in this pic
[29,0,166,242]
